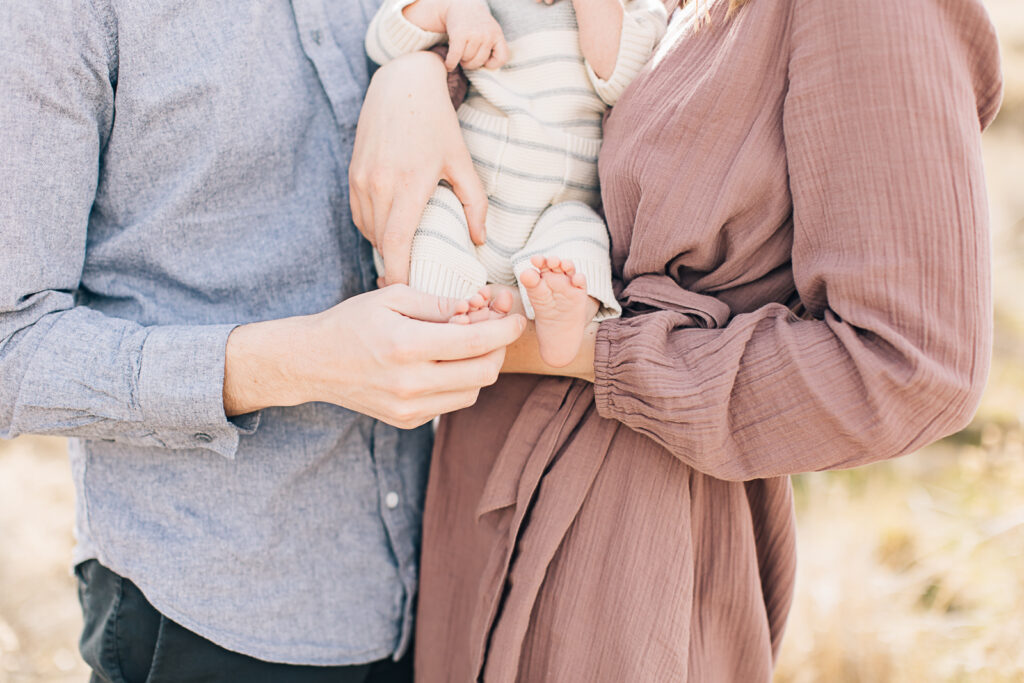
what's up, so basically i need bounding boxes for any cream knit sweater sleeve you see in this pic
[586,0,669,106]
[365,0,445,66]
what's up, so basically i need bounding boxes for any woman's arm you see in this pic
[591,0,1002,481]
[577,0,668,105]
[502,320,597,382]
[572,0,625,79]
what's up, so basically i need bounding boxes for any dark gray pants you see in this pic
[76,560,414,683]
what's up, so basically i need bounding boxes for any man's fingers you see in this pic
[383,284,469,322]
[445,153,488,245]
[390,348,506,402]
[414,315,526,361]
[382,388,489,428]
[385,289,525,359]
[430,348,507,391]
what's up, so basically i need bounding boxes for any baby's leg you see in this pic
[372,185,488,301]
[452,261,596,367]
[510,202,621,367]
[520,257,599,367]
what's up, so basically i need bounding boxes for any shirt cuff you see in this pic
[137,324,259,459]
[592,319,618,420]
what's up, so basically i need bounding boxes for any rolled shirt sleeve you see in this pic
[0,0,256,458]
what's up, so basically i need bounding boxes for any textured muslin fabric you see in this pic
[415,0,1002,680]
[0,0,432,666]
[366,0,668,319]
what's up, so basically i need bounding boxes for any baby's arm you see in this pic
[573,0,670,105]
[571,0,626,80]
[366,1,445,67]
[366,0,508,71]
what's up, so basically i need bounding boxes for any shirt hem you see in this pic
[71,552,400,667]
[152,596,400,666]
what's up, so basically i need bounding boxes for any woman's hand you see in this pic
[350,50,487,286]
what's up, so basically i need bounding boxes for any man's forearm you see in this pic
[572,0,624,80]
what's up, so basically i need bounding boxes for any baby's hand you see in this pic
[444,0,508,71]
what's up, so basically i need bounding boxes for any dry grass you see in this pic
[774,439,1024,682]
[2,1,1023,681]
[0,437,87,682]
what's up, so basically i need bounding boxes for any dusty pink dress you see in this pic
[415,0,1003,680]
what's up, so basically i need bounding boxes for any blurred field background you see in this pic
[1,2,1023,681]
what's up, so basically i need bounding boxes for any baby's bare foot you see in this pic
[449,284,516,324]
[520,255,596,367]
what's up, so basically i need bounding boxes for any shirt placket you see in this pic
[371,421,418,657]
[293,0,414,658]
[292,0,379,295]
[291,0,365,129]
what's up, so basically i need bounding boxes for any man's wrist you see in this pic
[223,316,312,416]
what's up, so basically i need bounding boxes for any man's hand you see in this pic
[223,286,526,429]
[350,51,488,286]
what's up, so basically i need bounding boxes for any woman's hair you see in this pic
[682,0,749,20]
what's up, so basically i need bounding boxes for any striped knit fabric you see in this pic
[366,0,667,320]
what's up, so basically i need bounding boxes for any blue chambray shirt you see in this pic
[0,0,433,665]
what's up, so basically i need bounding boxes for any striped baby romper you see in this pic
[366,0,667,319]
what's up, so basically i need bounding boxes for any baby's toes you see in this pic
[467,292,488,310]
[520,267,542,288]
[490,287,515,314]
[570,271,587,290]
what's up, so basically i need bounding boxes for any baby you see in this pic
[366,0,667,366]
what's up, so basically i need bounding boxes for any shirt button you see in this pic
[384,492,400,509]
[310,29,323,45]
[194,433,213,443]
